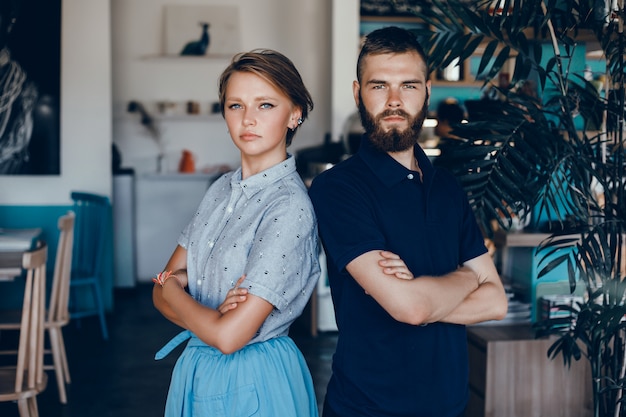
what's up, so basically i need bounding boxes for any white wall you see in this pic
[0,0,112,205]
[331,0,360,141]
[111,0,332,175]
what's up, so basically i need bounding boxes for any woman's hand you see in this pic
[379,251,414,280]
[217,274,248,314]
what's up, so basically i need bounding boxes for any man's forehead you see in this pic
[361,52,427,81]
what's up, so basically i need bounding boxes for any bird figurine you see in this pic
[180,22,210,56]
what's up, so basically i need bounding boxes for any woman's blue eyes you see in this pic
[227,103,274,110]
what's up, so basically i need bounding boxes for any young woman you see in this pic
[152,49,319,417]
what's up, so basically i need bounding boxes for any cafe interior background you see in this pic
[1,0,506,311]
[0,0,607,414]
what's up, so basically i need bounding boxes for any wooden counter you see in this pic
[466,324,592,417]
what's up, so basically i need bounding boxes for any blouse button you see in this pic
[208,241,214,248]
[407,173,414,180]
[196,279,202,286]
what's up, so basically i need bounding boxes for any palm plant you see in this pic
[400,0,626,416]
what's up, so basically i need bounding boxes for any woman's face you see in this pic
[223,71,301,164]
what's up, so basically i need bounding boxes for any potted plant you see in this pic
[402,1,625,416]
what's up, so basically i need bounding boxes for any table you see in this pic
[0,228,43,281]
[466,324,592,417]
[0,251,24,281]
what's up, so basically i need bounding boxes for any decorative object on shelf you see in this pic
[180,22,210,56]
[412,2,625,416]
[359,0,419,17]
[178,149,195,173]
[127,100,164,173]
[165,5,241,57]
[186,100,200,115]
[156,100,177,116]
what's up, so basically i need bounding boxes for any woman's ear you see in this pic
[290,109,303,130]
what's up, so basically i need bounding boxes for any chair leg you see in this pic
[69,286,83,330]
[91,282,109,341]
[17,398,30,417]
[57,331,71,384]
[27,396,39,417]
[48,327,68,404]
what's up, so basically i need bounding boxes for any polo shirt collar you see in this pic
[358,135,434,187]
[231,153,296,198]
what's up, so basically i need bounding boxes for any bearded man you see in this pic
[308,26,508,417]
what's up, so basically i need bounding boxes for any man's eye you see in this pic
[373,84,385,89]
[403,84,417,89]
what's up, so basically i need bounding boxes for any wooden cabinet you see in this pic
[466,325,592,417]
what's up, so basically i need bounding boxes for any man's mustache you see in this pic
[378,109,410,119]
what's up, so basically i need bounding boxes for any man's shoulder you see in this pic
[310,154,365,188]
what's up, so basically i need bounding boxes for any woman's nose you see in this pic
[243,109,256,126]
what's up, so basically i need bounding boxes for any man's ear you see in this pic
[352,80,360,107]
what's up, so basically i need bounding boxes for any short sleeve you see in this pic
[309,172,385,272]
[242,192,320,311]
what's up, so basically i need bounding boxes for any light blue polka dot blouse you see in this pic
[178,154,321,344]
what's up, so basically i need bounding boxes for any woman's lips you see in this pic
[240,132,260,141]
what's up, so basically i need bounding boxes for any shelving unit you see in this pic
[139,53,233,62]
[359,15,483,86]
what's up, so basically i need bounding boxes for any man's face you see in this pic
[353,52,430,153]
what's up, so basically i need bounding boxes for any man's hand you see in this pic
[378,250,414,280]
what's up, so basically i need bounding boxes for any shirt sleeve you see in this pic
[309,171,386,272]
[242,191,320,312]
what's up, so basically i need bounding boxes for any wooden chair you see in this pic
[44,211,75,403]
[0,212,75,404]
[0,243,48,417]
[70,192,110,340]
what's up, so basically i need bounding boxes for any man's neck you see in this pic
[388,147,417,170]
[388,146,423,181]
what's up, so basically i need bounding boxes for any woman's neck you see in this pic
[240,152,287,180]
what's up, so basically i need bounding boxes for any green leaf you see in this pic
[487,46,512,79]
[477,40,499,78]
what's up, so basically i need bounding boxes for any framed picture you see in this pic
[0,0,61,176]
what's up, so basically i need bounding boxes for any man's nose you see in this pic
[386,88,402,107]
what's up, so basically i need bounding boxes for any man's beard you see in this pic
[358,93,429,153]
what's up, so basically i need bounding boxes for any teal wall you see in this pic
[0,205,114,312]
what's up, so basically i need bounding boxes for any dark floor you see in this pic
[0,284,337,417]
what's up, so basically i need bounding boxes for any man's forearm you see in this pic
[409,267,479,324]
[439,281,508,325]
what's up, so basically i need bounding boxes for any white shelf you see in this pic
[114,113,223,122]
[140,53,233,62]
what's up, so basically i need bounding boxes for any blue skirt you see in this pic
[157,331,319,417]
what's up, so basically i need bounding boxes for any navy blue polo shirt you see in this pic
[309,135,487,417]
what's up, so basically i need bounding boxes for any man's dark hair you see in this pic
[357,26,429,82]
